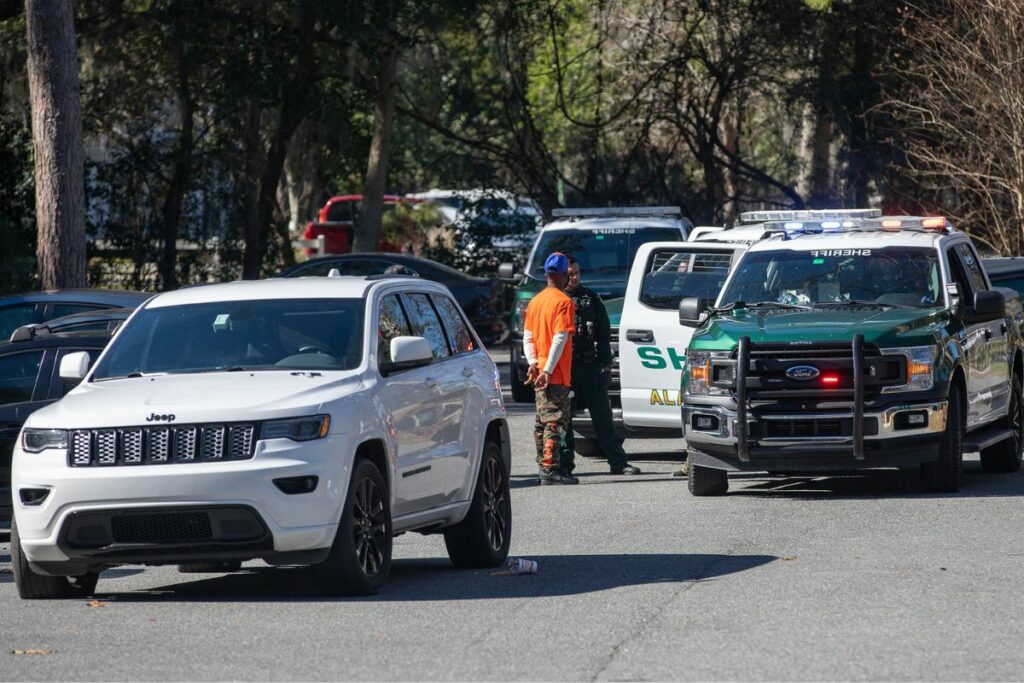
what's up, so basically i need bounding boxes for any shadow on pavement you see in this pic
[98,552,776,603]
[728,461,1024,500]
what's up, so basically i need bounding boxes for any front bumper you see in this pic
[11,434,354,571]
[684,400,948,472]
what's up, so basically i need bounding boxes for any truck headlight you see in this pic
[685,350,732,396]
[22,428,68,453]
[881,346,936,393]
[512,298,531,335]
[261,415,331,441]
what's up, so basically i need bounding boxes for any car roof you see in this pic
[693,224,773,244]
[0,289,150,307]
[745,229,946,253]
[145,277,378,308]
[1,330,112,353]
[541,217,689,232]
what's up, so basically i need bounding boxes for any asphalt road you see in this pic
[3,350,1024,680]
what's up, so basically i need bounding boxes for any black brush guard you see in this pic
[734,334,866,462]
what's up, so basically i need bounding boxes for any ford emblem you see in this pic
[786,365,820,381]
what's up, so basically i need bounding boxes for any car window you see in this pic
[641,249,734,310]
[404,293,451,360]
[0,303,45,340]
[52,303,105,319]
[947,248,975,301]
[377,294,412,364]
[0,350,44,405]
[432,294,475,354]
[325,201,354,223]
[956,243,988,295]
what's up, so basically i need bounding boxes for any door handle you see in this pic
[425,377,438,388]
[462,368,475,377]
[626,329,655,343]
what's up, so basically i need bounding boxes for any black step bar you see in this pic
[734,333,865,461]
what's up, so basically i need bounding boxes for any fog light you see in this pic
[692,414,720,432]
[273,476,319,494]
[894,410,929,430]
[19,488,49,506]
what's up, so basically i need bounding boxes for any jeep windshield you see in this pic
[720,247,942,309]
[528,227,682,278]
[91,298,365,380]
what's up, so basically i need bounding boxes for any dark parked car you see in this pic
[0,289,149,341]
[0,330,113,516]
[10,307,135,340]
[281,253,508,345]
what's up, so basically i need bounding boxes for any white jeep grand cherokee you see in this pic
[11,275,512,598]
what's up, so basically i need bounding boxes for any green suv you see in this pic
[679,211,1024,496]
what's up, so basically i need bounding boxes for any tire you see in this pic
[444,441,512,568]
[981,372,1024,473]
[12,516,99,600]
[510,362,534,403]
[575,437,625,459]
[312,459,393,596]
[688,464,729,496]
[921,387,964,493]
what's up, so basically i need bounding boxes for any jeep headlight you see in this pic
[261,415,331,441]
[22,428,68,453]
[512,298,531,335]
[881,346,936,393]
[685,350,732,396]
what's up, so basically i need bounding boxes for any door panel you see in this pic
[947,246,991,426]
[619,244,743,429]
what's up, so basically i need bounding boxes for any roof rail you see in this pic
[551,206,681,218]
[10,323,50,342]
[740,208,881,223]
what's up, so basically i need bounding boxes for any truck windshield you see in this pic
[720,247,942,309]
[91,298,365,379]
[529,227,682,277]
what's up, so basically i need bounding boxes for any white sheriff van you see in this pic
[11,274,512,598]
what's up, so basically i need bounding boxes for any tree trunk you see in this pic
[353,42,399,253]
[242,2,315,279]
[25,0,86,289]
[158,38,194,291]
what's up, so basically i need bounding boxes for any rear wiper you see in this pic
[815,299,911,310]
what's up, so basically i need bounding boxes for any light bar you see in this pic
[740,208,881,223]
[551,206,681,218]
[863,216,949,232]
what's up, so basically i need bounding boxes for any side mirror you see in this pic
[971,290,1005,322]
[497,263,517,281]
[679,297,710,327]
[59,351,92,385]
[380,336,434,375]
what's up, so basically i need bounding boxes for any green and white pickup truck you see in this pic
[679,210,1024,496]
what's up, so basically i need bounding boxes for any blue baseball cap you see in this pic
[544,252,569,274]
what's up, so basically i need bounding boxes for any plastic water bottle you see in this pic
[505,557,538,574]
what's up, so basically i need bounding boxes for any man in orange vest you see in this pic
[523,252,579,485]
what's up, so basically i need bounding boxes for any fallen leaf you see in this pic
[12,649,53,656]
[86,600,106,608]
[781,556,798,561]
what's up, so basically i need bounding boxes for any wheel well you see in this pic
[486,419,512,473]
[1014,351,1023,382]
[355,439,389,492]
[950,366,967,403]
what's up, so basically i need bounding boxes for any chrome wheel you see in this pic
[482,458,508,552]
[352,476,387,577]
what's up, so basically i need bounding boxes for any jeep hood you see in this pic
[25,371,362,429]
[695,307,947,349]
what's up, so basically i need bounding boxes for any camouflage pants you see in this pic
[534,384,572,471]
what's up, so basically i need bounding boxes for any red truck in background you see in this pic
[302,194,418,255]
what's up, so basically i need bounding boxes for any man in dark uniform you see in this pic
[560,255,641,476]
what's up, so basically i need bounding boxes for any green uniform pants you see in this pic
[561,361,628,472]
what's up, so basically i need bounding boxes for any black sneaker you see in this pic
[539,469,579,485]
[611,464,642,475]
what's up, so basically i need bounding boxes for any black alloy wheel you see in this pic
[352,475,388,578]
[445,441,512,568]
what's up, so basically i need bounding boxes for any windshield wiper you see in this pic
[736,301,814,311]
[92,371,155,382]
[815,299,912,310]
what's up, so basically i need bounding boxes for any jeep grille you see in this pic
[68,423,256,467]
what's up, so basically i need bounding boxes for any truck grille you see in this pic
[69,423,256,467]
